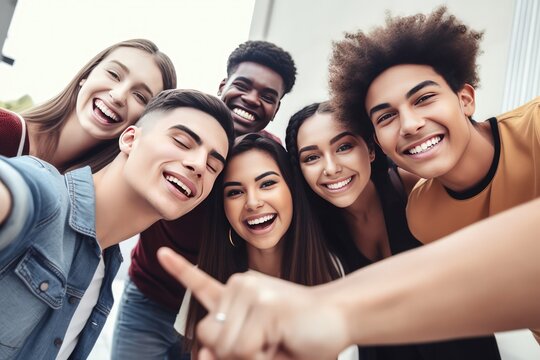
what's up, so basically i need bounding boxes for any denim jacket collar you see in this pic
[65,167,96,239]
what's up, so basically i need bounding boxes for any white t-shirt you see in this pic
[56,256,105,360]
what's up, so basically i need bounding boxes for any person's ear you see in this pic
[217,78,228,97]
[369,147,376,163]
[458,84,476,118]
[119,126,139,155]
[79,79,86,87]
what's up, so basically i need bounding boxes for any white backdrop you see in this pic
[0,0,255,103]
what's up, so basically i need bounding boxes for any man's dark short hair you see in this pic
[329,6,483,135]
[140,89,235,151]
[227,40,297,95]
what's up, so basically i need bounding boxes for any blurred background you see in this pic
[1,0,539,359]
[2,0,539,139]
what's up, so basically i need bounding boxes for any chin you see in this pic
[332,199,354,209]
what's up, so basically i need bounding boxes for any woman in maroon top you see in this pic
[0,39,176,173]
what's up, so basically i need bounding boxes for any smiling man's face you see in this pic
[219,62,285,135]
[120,107,229,220]
[365,64,475,181]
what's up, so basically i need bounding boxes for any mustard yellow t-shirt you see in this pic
[407,97,540,244]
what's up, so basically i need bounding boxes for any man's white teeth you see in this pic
[408,136,441,155]
[95,99,120,122]
[165,175,192,196]
[233,108,255,121]
[326,177,352,190]
[247,214,275,225]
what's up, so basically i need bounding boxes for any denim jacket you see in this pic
[0,156,122,360]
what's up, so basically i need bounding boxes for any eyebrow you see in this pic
[169,125,226,165]
[405,80,439,99]
[330,131,355,145]
[223,181,241,188]
[223,171,280,188]
[298,145,318,156]
[210,150,226,165]
[368,80,440,118]
[109,60,155,96]
[235,76,280,98]
[255,171,279,182]
[298,131,355,155]
[368,103,391,119]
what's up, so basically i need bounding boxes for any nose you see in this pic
[323,155,341,177]
[245,190,263,211]
[399,109,425,136]
[241,89,260,107]
[182,149,207,178]
[109,84,129,106]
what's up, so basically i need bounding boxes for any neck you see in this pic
[49,112,99,169]
[93,156,161,249]
[438,120,494,192]
[26,121,39,158]
[344,180,378,218]
[342,180,391,261]
[247,243,283,278]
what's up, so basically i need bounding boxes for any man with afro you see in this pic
[330,5,540,343]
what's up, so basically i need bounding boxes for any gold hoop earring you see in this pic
[228,228,237,247]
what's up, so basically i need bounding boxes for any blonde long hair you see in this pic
[23,39,177,173]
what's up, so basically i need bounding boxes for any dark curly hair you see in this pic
[227,40,297,95]
[329,6,484,135]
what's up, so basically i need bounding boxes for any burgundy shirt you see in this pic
[0,108,30,157]
[129,200,208,311]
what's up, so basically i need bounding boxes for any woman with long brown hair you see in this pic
[1,38,176,172]
[177,133,357,359]
[285,101,501,359]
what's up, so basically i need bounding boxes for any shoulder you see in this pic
[7,156,64,194]
[496,97,540,125]
[495,97,540,144]
[396,168,421,196]
[0,157,58,253]
[0,108,29,157]
[407,178,443,213]
[0,156,66,250]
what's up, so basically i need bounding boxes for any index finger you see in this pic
[157,247,223,311]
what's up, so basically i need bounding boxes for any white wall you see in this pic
[0,0,255,103]
[247,4,540,358]
[249,0,517,140]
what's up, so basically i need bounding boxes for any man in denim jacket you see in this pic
[0,89,234,359]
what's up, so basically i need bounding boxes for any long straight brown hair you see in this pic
[184,134,341,349]
[22,39,177,173]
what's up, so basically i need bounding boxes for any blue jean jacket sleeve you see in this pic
[0,157,33,253]
[0,156,61,264]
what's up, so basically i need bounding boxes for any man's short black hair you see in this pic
[227,40,297,95]
[139,89,235,152]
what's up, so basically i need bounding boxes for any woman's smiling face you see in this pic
[223,149,293,251]
[297,112,373,208]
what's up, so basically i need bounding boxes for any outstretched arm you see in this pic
[159,198,540,359]
[333,197,540,344]
[0,158,34,253]
[0,180,11,225]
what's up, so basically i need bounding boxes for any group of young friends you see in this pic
[0,6,539,360]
